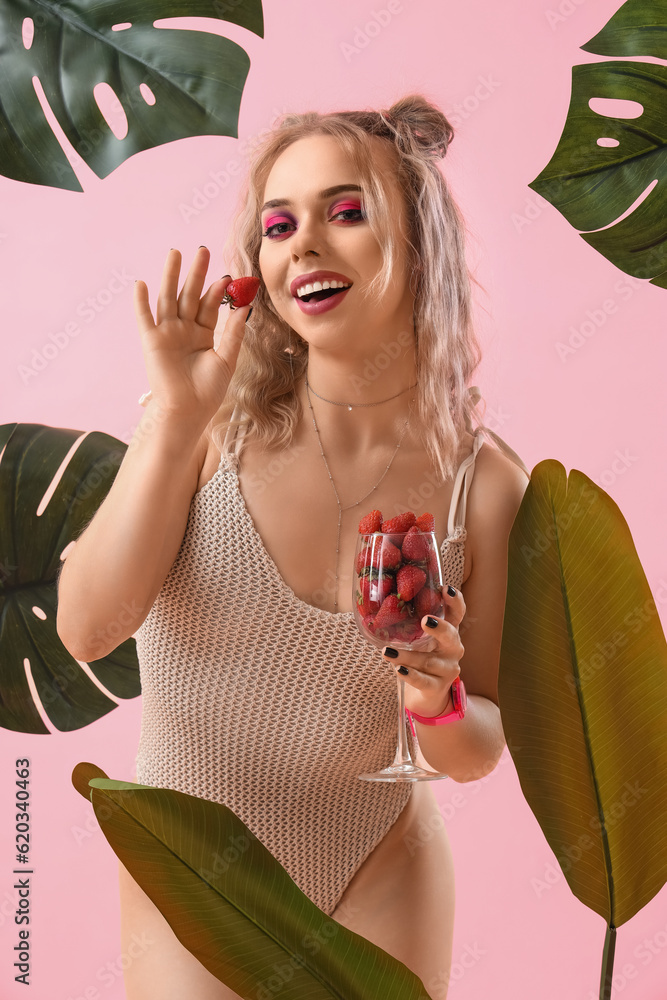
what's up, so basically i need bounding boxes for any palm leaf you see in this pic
[499,459,667,997]
[581,0,667,58]
[0,422,139,732]
[0,0,264,191]
[528,0,667,289]
[71,761,428,999]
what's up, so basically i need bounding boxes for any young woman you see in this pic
[57,94,529,999]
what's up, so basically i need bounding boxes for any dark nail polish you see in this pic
[447,585,457,597]
[384,647,399,658]
[221,273,231,279]
[425,616,438,629]
[246,307,253,321]
[398,665,409,675]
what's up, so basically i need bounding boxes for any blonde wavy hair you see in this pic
[209,92,487,483]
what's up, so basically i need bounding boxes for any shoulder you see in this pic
[467,435,530,545]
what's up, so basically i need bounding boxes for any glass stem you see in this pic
[393,675,415,767]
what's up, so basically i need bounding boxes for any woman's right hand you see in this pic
[133,247,255,427]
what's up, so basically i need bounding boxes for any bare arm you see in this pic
[56,410,208,661]
[56,246,255,661]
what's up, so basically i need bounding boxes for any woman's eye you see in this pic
[261,206,365,240]
[262,220,295,239]
[332,207,365,222]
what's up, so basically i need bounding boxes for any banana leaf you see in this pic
[0,422,139,733]
[71,761,429,999]
[528,0,667,289]
[499,460,667,999]
[0,0,264,191]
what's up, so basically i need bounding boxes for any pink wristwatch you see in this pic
[406,677,467,736]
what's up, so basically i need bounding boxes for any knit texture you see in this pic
[133,430,483,915]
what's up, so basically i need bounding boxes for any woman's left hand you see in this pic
[382,585,466,718]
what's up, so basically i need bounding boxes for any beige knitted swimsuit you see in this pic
[133,409,526,916]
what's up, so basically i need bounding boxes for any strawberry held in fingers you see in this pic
[221,276,260,309]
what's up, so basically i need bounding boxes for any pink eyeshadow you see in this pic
[264,213,293,227]
[333,201,362,212]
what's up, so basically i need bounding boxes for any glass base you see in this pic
[359,762,449,782]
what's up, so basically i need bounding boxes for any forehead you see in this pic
[261,133,403,207]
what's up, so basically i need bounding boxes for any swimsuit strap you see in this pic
[447,386,531,536]
[446,427,485,537]
[221,404,249,465]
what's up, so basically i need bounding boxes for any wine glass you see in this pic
[352,529,451,782]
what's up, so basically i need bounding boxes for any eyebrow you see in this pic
[260,183,363,213]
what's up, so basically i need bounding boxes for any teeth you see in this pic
[296,280,351,298]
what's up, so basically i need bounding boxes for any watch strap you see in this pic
[406,677,466,729]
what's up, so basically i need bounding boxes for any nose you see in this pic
[289,214,324,260]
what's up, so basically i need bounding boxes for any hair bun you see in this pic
[385,94,454,160]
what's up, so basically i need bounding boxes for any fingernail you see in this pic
[221,273,231,279]
[246,307,253,321]
[447,585,457,597]
[383,646,399,658]
[398,665,409,675]
[425,616,438,629]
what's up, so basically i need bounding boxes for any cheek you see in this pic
[257,252,280,295]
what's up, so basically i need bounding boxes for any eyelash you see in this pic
[262,207,365,240]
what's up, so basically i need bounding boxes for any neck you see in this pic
[297,348,419,454]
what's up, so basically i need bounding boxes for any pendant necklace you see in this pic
[305,378,416,612]
[305,376,418,411]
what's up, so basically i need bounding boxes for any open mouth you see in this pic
[295,284,352,303]
[300,287,343,302]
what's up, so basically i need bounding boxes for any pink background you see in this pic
[1,0,666,996]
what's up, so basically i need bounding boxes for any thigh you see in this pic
[330,781,456,1000]
[117,859,244,1000]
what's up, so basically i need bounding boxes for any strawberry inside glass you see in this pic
[353,510,444,649]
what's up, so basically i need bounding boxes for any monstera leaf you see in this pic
[0,422,139,733]
[529,0,667,289]
[0,0,264,191]
[499,460,667,999]
[71,762,428,999]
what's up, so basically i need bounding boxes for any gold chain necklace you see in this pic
[305,376,418,411]
[305,379,415,611]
